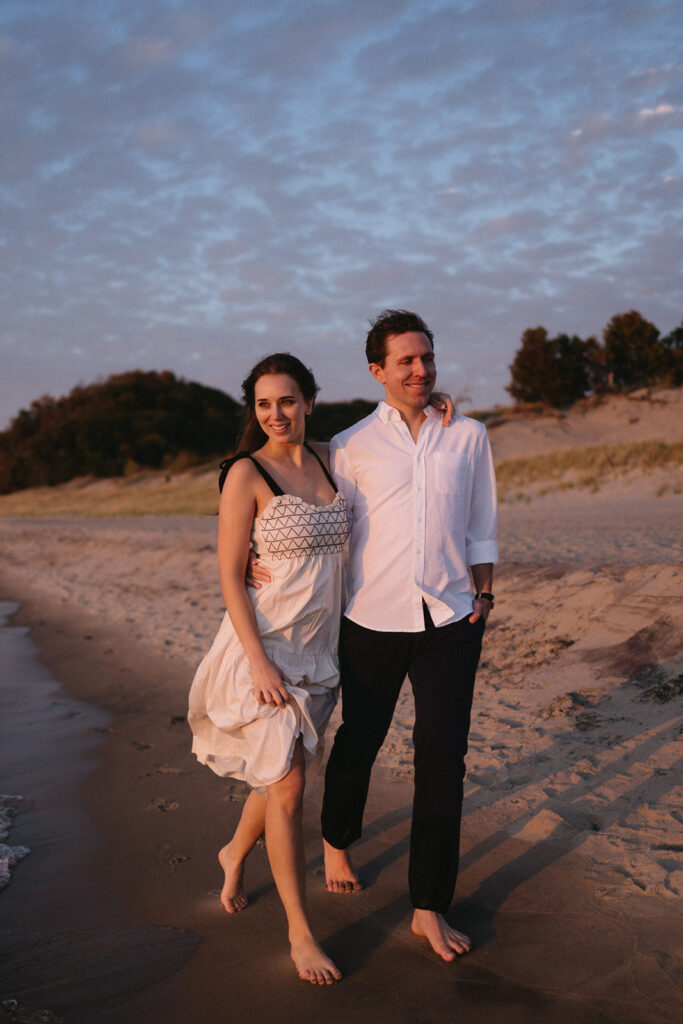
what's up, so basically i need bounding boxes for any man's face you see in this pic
[369,331,436,415]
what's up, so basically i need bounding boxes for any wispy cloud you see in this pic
[1,0,681,427]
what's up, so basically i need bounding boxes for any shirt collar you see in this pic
[376,400,444,424]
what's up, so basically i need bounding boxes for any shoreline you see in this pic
[0,592,202,1024]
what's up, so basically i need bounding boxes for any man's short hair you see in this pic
[365,309,435,365]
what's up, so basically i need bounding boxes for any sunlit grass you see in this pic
[496,439,683,502]
[1,439,681,517]
[0,465,221,517]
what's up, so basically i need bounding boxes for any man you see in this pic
[321,309,498,961]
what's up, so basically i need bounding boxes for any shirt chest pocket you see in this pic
[432,452,470,495]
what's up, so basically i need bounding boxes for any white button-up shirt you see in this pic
[330,402,498,632]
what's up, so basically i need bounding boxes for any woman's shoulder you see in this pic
[218,452,261,493]
[307,440,331,468]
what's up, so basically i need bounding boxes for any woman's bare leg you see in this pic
[265,743,342,984]
[219,788,266,913]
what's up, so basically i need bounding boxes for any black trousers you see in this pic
[321,608,484,913]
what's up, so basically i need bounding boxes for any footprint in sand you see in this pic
[147,797,180,812]
[158,845,189,867]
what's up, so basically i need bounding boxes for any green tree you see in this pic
[506,327,553,404]
[308,399,376,440]
[507,327,593,406]
[0,370,242,494]
[602,310,668,389]
[661,321,683,386]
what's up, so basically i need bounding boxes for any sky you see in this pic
[1,0,682,428]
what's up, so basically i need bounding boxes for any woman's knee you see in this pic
[267,757,305,812]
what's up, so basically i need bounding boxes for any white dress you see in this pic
[188,473,349,793]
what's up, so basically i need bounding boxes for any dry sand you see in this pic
[0,389,682,1022]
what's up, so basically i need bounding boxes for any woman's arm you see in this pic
[218,460,291,707]
[430,391,455,425]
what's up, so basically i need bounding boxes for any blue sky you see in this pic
[1,0,682,427]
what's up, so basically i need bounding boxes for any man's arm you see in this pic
[469,562,494,624]
[329,435,357,514]
[465,429,498,562]
[466,428,498,624]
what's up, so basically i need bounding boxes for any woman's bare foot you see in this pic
[411,909,471,960]
[291,934,342,984]
[323,839,363,893]
[218,844,248,913]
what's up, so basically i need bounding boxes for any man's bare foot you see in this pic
[411,909,471,961]
[218,844,248,913]
[291,934,342,985]
[323,839,363,893]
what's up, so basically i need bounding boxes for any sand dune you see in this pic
[485,386,683,461]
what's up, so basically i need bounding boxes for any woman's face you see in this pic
[253,373,312,445]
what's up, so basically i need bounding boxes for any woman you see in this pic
[188,353,348,984]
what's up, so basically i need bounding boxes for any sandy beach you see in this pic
[1,391,682,1022]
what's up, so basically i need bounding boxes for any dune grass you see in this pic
[0,466,221,517]
[496,439,683,502]
[1,439,681,517]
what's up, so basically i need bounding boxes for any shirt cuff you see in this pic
[466,540,499,566]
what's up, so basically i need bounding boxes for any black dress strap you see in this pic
[218,445,336,495]
[218,452,284,495]
[304,443,337,493]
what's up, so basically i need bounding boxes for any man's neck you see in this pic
[385,401,428,443]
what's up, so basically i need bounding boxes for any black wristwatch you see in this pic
[475,591,495,607]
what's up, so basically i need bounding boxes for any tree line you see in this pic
[507,310,683,407]
[2,310,680,494]
[0,370,375,495]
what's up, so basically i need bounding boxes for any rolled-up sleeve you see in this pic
[465,430,499,566]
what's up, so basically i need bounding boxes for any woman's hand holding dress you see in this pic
[250,653,292,708]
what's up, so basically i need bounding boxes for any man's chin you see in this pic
[406,388,433,408]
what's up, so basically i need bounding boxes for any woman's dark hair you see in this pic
[365,309,434,366]
[237,352,319,452]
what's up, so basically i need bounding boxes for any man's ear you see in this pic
[368,362,385,384]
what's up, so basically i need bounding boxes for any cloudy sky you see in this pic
[1,0,681,428]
